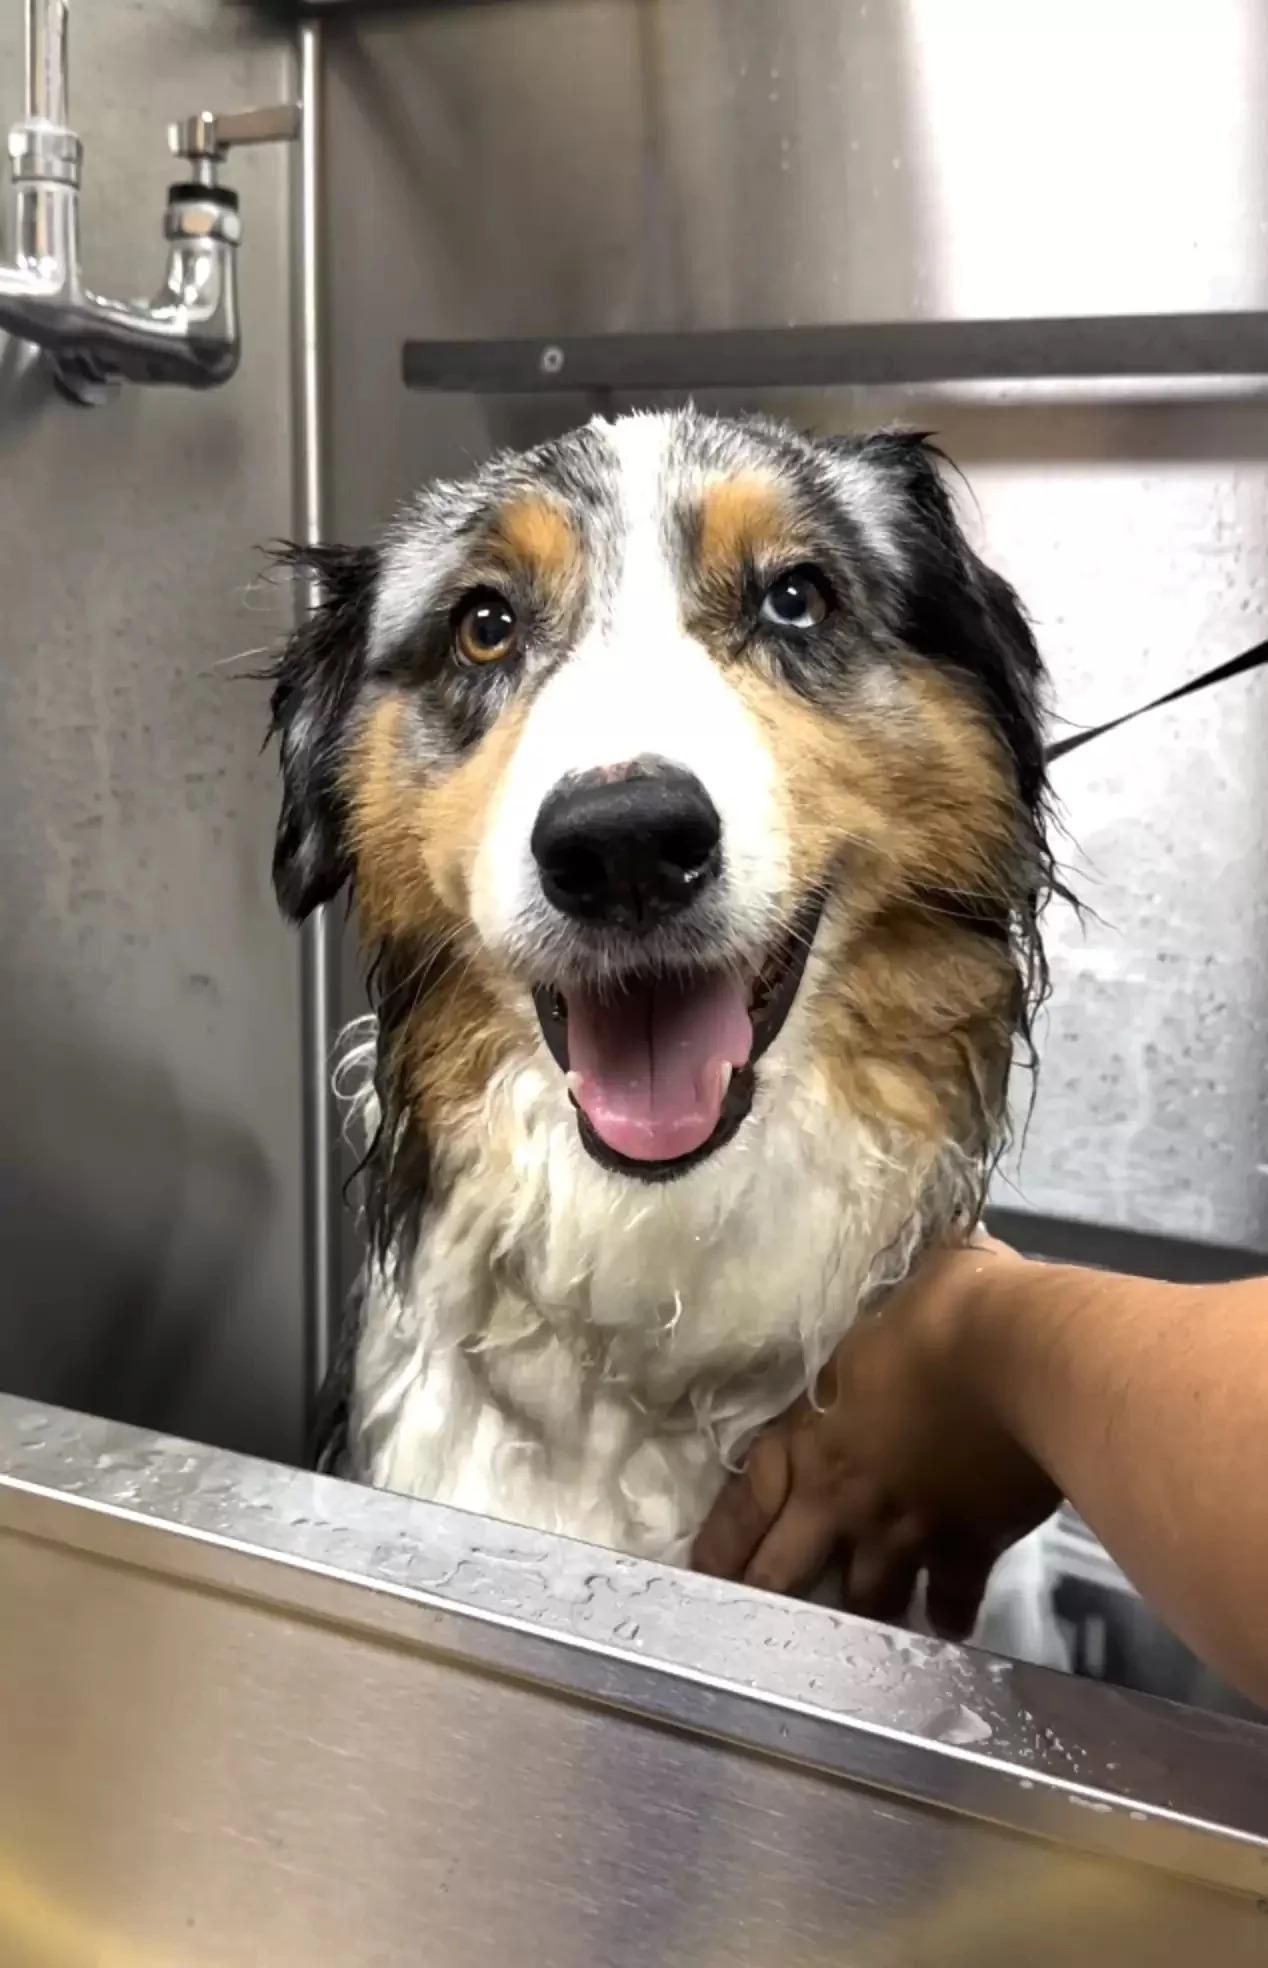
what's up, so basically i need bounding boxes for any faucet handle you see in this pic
[169,104,301,166]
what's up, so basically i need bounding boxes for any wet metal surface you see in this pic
[4,1393,1267,1905]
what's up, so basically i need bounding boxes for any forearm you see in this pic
[960,1256,1268,1705]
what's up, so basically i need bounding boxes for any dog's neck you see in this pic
[343,1006,979,1564]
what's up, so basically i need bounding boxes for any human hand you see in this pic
[692,1238,1060,1637]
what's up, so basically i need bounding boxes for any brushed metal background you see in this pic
[322,0,1268,1256]
[0,2,306,1456]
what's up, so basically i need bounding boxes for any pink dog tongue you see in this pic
[565,973,753,1163]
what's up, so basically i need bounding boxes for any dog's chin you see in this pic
[531,890,825,1183]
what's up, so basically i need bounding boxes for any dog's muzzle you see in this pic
[531,759,722,932]
[526,760,824,1179]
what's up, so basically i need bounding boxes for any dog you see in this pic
[266,408,1054,1574]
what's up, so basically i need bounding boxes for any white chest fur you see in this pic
[346,1003,974,1567]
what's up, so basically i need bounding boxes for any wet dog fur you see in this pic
[266,409,1054,1566]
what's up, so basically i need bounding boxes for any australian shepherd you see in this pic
[266,409,1053,1579]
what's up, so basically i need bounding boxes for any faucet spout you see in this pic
[0,0,293,401]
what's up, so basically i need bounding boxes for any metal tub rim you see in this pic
[2,1391,1265,1903]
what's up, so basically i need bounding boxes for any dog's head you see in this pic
[269,411,1051,1216]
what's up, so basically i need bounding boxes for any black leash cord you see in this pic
[1044,636,1268,764]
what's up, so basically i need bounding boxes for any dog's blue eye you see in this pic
[454,589,519,666]
[759,566,832,631]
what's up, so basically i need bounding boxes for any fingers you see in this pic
[692,1431,792,1579]
[925,1549,995,1642]
[744,1490,842,1595]
[844,1528,922,1627]
[696,1436,992,1644]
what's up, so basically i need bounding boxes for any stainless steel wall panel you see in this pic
[322,0,1268,1255]
[0,2,305,1454]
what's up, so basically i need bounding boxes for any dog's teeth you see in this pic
[565,1071,584,1098]
[717,1063,733,1098]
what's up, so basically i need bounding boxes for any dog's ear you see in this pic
[843,429,1047,813]
[267,543,379,921]
[829,429,1070,1032]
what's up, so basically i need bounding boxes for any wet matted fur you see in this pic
[266,409,1055,1564]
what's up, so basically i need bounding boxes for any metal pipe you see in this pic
[2,4,294,393]
[26,0,69,125]
[293,20,341,1429]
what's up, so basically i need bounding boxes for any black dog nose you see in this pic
[532,762,722,930]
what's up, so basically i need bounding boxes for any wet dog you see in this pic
[267,409,1052,1566]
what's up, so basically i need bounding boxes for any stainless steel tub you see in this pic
[2,1392,1266,1964]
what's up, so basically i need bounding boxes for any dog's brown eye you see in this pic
[454,589,519,665]
[759,566,832,631]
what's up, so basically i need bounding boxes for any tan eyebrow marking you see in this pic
[487,495,581,599]
[696,473,800,582]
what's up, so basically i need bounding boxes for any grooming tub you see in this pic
[2,1392,1266,1965]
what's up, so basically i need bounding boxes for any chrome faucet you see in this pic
[0,0,298,403]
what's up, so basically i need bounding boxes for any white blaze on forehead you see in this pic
[471,413,788,957]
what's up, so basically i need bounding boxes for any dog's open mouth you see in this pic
[532,892,825,1179]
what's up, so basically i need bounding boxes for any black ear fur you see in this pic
[820,430,1072,1060]
[850,430,1047,815]
[267,542,380,921]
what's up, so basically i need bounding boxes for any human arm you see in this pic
[692,1240,1268,1707]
